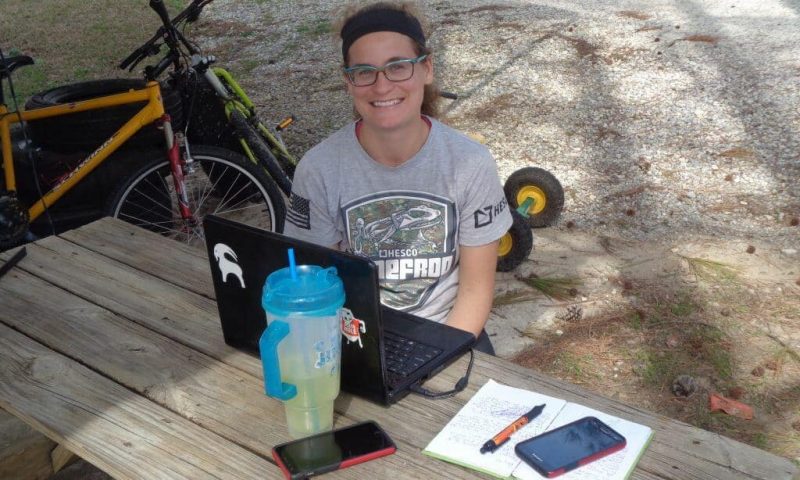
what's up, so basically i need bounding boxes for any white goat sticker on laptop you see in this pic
[340,308,366,348]
[213,243,245,288]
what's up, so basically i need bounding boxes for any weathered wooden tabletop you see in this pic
[0,218,796,480]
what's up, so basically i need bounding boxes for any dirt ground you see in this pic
[491,227,800,464]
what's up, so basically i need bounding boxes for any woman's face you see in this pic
[345,31,433,132]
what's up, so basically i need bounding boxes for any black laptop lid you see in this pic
[203,215,389,404]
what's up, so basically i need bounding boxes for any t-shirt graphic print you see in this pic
[343,191,457,311]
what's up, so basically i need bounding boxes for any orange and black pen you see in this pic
[480,404,546,454]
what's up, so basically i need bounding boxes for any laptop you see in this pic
[203,215,475,405]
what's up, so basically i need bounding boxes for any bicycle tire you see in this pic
[25,79,184,153]
[105,145,285,247]
[228,109,293,196]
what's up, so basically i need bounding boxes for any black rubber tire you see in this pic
[104,145,285,247]
[496,209,533,272]
[25,79,183,153]
[503,167,564,228]
[228,109,293,196]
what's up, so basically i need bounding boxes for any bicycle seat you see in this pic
[0,55,34,79]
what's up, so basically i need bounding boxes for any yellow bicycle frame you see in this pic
[0,81,166,221]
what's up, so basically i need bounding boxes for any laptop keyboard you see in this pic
[384,331,443,377]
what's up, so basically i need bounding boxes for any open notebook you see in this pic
[423,380,653,480]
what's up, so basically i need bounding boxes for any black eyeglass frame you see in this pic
[343,54,429,87]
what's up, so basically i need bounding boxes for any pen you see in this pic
[479,404,546,454]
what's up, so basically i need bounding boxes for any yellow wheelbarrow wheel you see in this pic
[503,167,564,228]
[497,210,533,272]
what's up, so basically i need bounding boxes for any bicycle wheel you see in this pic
[105,145,285,247]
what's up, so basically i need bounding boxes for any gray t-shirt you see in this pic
[285,118,512,322]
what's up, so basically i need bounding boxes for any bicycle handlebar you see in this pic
[119,0,213,73]
[149,0,173,32]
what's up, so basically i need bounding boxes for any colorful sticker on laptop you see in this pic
[340,308,366,348]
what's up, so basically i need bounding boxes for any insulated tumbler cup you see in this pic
[259,263,345,438]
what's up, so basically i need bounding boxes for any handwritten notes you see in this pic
[424,380,566,477]
[423,380,653,480]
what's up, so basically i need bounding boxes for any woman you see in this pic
[285,2,512,354]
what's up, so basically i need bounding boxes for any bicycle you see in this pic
[24,0,295,237]
[0,1,281,250]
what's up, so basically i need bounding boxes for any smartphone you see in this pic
[514,416,626,478]
[271,421,396,480]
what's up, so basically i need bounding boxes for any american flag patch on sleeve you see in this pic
[287,193,311,229]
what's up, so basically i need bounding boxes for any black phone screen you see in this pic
[272,421,395,479]
[515,416,626,476]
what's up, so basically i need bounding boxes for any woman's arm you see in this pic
[445,241,500,337]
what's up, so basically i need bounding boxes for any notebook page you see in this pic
[423,379,567,479]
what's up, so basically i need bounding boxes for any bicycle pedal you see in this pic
[276,116,294,131]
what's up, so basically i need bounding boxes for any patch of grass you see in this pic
[0,0,186,103]
[679,255,739,282]
[518,274,581,300]
[552,352,598,381]
[2,66,50,105]
[687,325,734,380]
[240,59,260,75]
[297,19,332,37]
[493,289,539,306]
[72,67,91,81]
[752,431,770,450]
[669,293,697,317]
[637,350,680,389]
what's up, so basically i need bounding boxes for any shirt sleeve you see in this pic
[284,153,343,247]
[457,148,513,246]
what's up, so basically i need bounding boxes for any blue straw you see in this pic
[287,248,297,281]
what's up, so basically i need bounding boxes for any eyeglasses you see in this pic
[343,54,428,87]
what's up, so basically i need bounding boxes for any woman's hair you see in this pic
[336,2,440,118]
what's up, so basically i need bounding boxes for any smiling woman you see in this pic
[283,2,513,355]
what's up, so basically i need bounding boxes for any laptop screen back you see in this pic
[203,215,389,404]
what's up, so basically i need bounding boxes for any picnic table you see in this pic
[0,218,796,480]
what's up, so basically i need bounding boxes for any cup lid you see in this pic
[262,265,345,313]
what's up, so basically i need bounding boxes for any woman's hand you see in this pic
[445,241,500,338]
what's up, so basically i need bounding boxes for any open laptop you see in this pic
[203,215,475,405]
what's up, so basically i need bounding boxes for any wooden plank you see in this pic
[58,217,214,298]
[0,246,485,480]
[0,265,291,456]
[0,323,273,480]
[7,239,253,369]
[0,408,54,480]
[51,220,799,480]
[50,444,77,473]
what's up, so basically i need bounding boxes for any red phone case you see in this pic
[272,445,396,480]
[545,440,626,478]
[271,421,396,480]
[515,416,626,479]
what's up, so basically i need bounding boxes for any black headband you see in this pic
[340,8,426,60]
